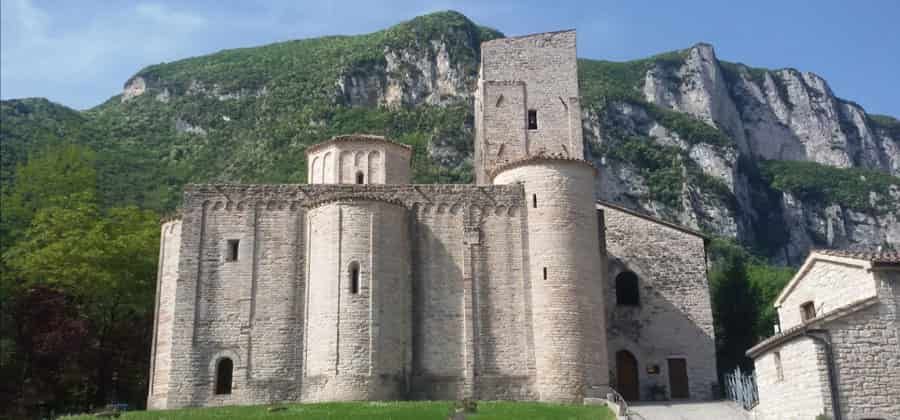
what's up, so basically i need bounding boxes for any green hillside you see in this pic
[2,11,501,211]
[3,11,894,217]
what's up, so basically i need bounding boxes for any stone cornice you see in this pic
[303,194,407,211]
[487,154,596,181]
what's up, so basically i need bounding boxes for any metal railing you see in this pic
[606,386,629,417]
[723,366,758,410]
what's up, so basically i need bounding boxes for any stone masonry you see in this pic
[749,251,900,420]
[148,30,718,409]
[599,202,718,401]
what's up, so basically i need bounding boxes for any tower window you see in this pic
[543,267,547,280]
[215,358,233,395]
[527,110,538,130]
[532,194,538,208]
[800,301,816,322]
[356,171,365,185]
[615,271,640,306]
[349,262,360,294]
[226,240,239,262]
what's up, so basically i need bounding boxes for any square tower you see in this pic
[474,30,584,184]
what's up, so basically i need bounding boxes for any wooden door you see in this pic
[616,351,640,401]
[668,358,690,399]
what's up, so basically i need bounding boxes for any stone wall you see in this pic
[776,257,877,330]
[302,200,410,401]
[752,260,900,420]
[494,160,608,402]
[307,140,410,185]
[823,270,900,420]
[600,203,718,401]
[153,183,533,407]
[147,220,181,409]
[149,28,721,409]
[474,30,583,183]
[752,338,829,420]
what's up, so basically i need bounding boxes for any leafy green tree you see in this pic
[708,238,794,375]
[0,144,97,247]
[709,239,759,373]
[1,143,159,414]
[6,203,159,408]
[746,263,794,338]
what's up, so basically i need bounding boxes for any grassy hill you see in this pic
[3,11,501,211]
[2,10,895,219]
[61,401,615,420]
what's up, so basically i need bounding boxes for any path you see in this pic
[625,401,749,420]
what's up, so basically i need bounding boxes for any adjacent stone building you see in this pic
[748,250,900,420]
[147,30,718,409]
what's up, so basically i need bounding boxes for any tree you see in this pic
[0,144,97,242]
[747,263,793,339]
[1,143,159,415]
[708,238,794,375]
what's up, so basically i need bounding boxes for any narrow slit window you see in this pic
[356,171,365,185]
[215,358,233,395]
[527,110,538,130]
[532,194,538,208]
[774,352,783,382]
[226,240,239,262]
[349,262,360,294]
[543,267,547,280]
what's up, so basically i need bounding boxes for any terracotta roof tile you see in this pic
[304,134,412,155]
[814,249,900,264]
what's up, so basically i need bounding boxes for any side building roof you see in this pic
[774,249,900,307]
[596,200,708,242]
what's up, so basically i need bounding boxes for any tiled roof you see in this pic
[596,200,708,241]
[487,153,597,180]
[746,296,879,358]
[304,134,412,155]
[814,249,900,265]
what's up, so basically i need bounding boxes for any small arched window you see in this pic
[356,171,365,185]
[615,271,640,306]
[349,262,360,294]
[532,194,538,208]
[215,358,233,395]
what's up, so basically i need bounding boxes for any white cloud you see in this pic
[135,3,207,28]
[0,1,210,107]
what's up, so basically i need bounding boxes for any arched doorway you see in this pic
[215,357,233,395]
[616,350,640,401]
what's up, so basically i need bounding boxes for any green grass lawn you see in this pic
[62,401,614,420]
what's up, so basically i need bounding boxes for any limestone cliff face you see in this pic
[337,38,472,108]
[583,100,747,240]
[642,44,898,176]
[103,24,900,261]
[774,190,900,264]
[584,43,898,260]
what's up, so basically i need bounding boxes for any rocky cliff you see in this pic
[1,11,897,263]
[579,43,898,263]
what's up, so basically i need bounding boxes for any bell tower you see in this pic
[473,30,584,184]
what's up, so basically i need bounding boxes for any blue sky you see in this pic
[2,0,898,116]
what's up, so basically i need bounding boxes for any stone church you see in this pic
[147,30,717,409]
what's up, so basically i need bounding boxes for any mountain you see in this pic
[1,10,897,263]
